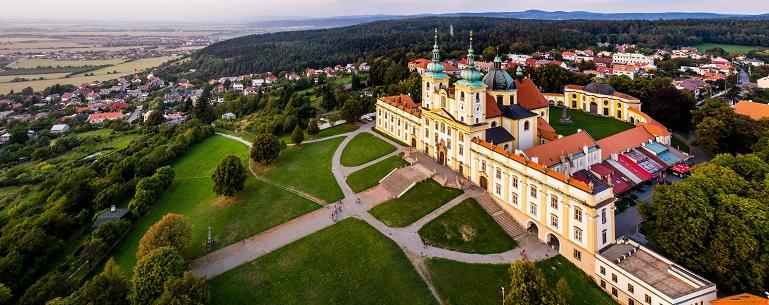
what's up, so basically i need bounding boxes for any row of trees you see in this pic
[160,17,769,80]
[0,119,215,304]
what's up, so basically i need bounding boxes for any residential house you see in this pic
[758,76,769,89]
[222,112,236,120]
[733,100,769,120]
[87,112,122,124]
[50,124,70,133]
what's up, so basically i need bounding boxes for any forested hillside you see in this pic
[159,17,769,79]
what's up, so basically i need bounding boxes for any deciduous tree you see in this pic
[250,134,281,164]
[153,272,210,305]
[291,126,304,145]
[131,247,185,305]
[138,214,193,259]
[505,260,564,305]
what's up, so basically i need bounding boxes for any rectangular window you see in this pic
[550,214,558,228]
[530,203,537,216]
[511,193,518,206]
[447,128,452,136]
[600,280,606,289]
[600,266,605,275]
[550,196,558,209]
[574,227,583,242]
[602,229,607,244]
[495,184,502,196]
[628,284,634,293]
[458,145,464,156]
[612,287,618,297]
[645,295,651,304]
[481,161,486,172]
[612,274,617,283]
[573,249,581,260]
[530,185,537,198]
[512,176,518,188]
[496,169,502,180]
[629,300,635,305]
[574,208,583,222]
[459,132,464,141]
[602,209,607,224]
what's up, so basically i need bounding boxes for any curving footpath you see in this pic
[196,125,556,304]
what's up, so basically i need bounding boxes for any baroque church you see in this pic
[375,30,717,305]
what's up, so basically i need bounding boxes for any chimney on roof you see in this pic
[110,205,116,212]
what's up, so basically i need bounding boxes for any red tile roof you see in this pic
[87,112,122,121]
[523,131,597,167]
[537,117,559,141]
[733,100,769,121]
[472,137,593,193]
[514,78,549,110]
[711,293,768,305]
[379,95,421,117]
[596,126,655,160]
[485,93,502,118]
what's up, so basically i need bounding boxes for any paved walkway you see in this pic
[198,125,557,303]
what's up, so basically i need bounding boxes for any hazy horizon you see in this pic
[0,0,768,23]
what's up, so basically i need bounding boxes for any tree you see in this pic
[138,214,193,259]
[153,272,210,305]
[145,110,165,126]
[555,278,571,303]
[131,247,185,305]
[306,119,320,136]
[645,86,695,132]
[211,155,247,197]
[505,260,564,305]
[74,259,130,305]
[18,272,76,305]
[250,134,281,164]
[291,126,304,145]
[0,283,10,305]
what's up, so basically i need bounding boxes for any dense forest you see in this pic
[159,17,769,79]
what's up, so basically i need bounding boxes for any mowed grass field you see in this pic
[370,179,463,227]
[340,132,397,167]
[0,56,179,94]
[418,198,517,254]
[549,107,634,140]
[694,43,765,54]
[427,256,617,305]
[346,155,408,193]
[208,218,438,305]
[254,137,345,203]
[112,135,319,275]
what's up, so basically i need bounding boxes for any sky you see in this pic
[1,0,768,23]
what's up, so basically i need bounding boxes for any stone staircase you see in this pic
[379,165,431,199]
[474,193,527,240]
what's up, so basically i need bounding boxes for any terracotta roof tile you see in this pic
[537,117,559,141]
[485,93,502,118]
[711,293,769,305]
[595,126,655,160]
[733,100,769,121]
[523,131,597,167]
[514,78,549,110]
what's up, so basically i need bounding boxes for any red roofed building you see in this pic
[523,130,600,174]
[87,112,122,124]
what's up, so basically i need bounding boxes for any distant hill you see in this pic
[159,16,769,80]
[249,10,769,29]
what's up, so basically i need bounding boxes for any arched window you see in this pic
[524,121,530,131]
[496,95,503,104]
[460,92,465,100]
[491,121,497,127]
[475,93,480,100]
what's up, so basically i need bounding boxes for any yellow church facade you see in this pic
[375,32,615,274]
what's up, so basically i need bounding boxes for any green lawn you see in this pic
[112,135,319,275]
[549,107,634,140]
[418,198,517,254]
[256,137,344,202]
[427,256,617,305]
[346,155,408,193]
[370,179,463,227]
[340,132,397,167]
[75,128,113,138]
[694,43,764,54]
[208,218,438,305]
[215,128,255,142]
[278,123,358,144]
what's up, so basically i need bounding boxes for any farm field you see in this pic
[112,135,319,275]
[7,58,126,69]
[694,43,765,54]
[0,56,179,93]
[0,73,69,83]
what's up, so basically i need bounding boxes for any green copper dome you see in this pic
[426,28,447,77]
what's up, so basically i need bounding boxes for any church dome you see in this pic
[461,68,483,82]
[427,61,444,74]
[584,83,616,95]
[483,56,515,91]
